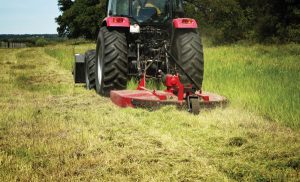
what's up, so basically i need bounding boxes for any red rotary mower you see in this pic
[73,0,227,114]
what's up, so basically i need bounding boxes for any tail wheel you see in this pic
[95,27,128,96]
[84,50,96,90]
[188,97,200,115]
[171,30,204,90]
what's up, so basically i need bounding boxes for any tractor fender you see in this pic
[102,17,130,28]
[171,18,199,45]
[173,18,198,29]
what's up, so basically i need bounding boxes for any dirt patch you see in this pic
[11,64,36,70]
[228,137,247,147]
[5,61,14,65]
[287,158,300,170]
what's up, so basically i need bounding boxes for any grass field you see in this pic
[0,43,299,181]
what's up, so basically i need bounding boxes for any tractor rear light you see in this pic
[173,18,198,29]
[105,17,130,28]
[112,17,125,23]
[182,18,194,24]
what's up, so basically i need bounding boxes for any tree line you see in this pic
[0,34,64,47]
[56,0,300,44]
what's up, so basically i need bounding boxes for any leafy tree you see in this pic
[58,0,73,11]
[185,0,248,43]
[35,38,49,47]
[56,0,300,43]
[185,0,300,43]
[56,0,105,39]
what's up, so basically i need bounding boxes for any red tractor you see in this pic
[74,0,226,114]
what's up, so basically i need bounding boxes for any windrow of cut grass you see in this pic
[0,44,299,181]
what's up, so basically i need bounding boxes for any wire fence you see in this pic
[0,41,26,48]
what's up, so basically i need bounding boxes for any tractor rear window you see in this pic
[107,0,170,23]
[107,0,130,16]
[132,0,170,23]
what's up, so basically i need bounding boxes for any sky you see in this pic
[0,0,60,34]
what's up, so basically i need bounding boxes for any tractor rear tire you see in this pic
[85,50,96,90]
[95,27,128,96]
[171,30,204,90]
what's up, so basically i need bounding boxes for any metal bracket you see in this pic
[187,95,200,115]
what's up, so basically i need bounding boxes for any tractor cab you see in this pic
[106,0,184,25]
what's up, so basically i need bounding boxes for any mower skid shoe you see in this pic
[187,96,200,115]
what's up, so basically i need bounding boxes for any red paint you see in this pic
[152,90,167,100]
[196,93,210,103]
[173,18,198,29]
[137,75,167,100]
[110,91,134,107]
[104,17,130,28]
[110,90,174,108]
[137,75,146,90]
[164,74,185,101]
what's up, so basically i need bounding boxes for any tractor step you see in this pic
[110,90,227,113]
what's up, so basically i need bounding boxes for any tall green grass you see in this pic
[45,43,300,128]
[44,43,95,71]
[203,44,300,127]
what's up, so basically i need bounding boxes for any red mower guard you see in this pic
[110,74,227,114]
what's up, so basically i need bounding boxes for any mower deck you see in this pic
[110,90,227,109]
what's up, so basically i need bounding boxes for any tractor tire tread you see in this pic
[96,27,128,96]
[85,49,96,89]
[171,30,204,90]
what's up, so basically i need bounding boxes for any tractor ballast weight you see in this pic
[74,54,85,83]
[74,0,227,114]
